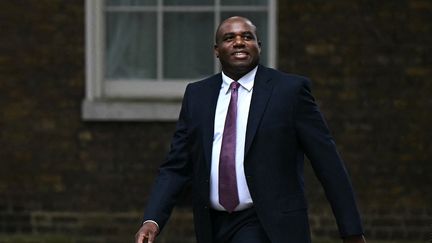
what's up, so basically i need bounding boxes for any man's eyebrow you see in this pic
[222,31,254,36]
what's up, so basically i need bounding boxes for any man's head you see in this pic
[214,16,261,80]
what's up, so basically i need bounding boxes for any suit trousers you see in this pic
[210,207,271,243]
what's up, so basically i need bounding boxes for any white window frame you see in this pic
[82,0,277,121]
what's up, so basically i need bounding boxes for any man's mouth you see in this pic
[232,51,248,58]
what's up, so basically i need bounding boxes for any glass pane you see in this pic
[221,12,268,65]
[164,0,213,5]
[221,0,267,5]
[106,0,156,6]
[163,13,214,79]
[106,12,157,79]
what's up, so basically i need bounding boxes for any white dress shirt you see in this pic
[209,66,258,211]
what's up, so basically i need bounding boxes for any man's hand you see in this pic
[343,235,366,243]
[135,221,159,243]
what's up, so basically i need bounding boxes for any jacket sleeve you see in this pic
[294,79,364,237]
[142,84,193,232]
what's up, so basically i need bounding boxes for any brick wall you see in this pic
[278,1,432,240]
[0,0,430,242]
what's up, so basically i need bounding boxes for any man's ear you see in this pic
[214,44,219,58]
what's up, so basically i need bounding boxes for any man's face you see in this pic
[214,17,261,79]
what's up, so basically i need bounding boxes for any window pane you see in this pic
[106,13,157,79]
[164,0,213,5]
[163,13,214,79]
[221,12,268,65]
[220,0,267,5]
[106,0,156,6]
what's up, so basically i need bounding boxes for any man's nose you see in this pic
[233,36,245,47]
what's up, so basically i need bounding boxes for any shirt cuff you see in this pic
[143,220,160,232]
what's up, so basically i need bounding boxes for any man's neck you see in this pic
[222,65,258,81]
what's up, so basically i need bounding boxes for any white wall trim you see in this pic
[268,0,278,68]
[85,0,104,100]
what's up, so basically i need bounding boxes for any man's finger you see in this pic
[147,231,155,243]
[135,232,144,243]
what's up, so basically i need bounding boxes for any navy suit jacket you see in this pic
[143,65,364,243]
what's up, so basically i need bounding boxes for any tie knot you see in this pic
[230,81,240,91]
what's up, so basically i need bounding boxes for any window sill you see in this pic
[82,99,181,121]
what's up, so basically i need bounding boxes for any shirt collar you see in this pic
[221,66,258,94]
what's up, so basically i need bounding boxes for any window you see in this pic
[83,0,277,120]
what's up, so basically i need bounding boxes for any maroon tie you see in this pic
[219,81,240,213]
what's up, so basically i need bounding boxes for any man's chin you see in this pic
[225,65,256,77]
[229,61,254,70]
[220,60,258,75]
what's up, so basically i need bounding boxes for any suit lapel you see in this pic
[201,74,222,170]
[245,65,273,156]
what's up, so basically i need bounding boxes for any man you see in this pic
[135,16,366,243]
